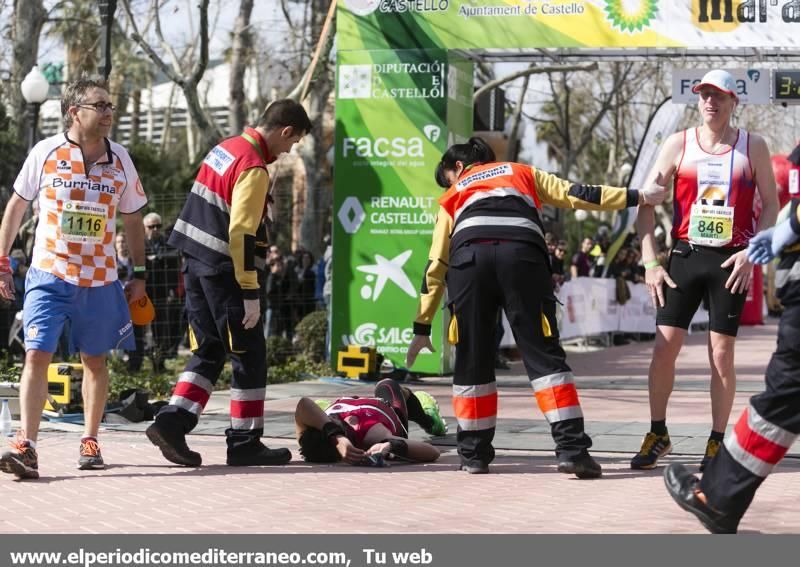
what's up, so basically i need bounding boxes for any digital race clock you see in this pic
[774,70,800,102]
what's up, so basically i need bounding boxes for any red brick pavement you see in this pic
[0,321,797,534]
[0,433,798,534]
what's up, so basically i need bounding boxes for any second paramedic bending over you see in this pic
[405,137,666,476]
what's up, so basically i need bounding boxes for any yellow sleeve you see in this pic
[229,167,269,298]
[533,168,638,211]
[414,209,453,335]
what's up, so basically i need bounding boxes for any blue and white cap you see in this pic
[691,70,738,100]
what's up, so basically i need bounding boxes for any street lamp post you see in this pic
[97,0,117,81]
[20,65,50,153]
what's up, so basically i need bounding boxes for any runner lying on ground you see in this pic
[295,379,446,465]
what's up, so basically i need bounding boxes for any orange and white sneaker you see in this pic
[78,437,105,470]
[0,431,39,480]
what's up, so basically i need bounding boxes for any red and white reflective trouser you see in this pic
[700,303,800,527]
[157,258,267,451]
[447,241,593,467]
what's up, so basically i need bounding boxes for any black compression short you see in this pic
[656,240,748,337]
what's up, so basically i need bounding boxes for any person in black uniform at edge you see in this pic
[405,137,668,476]
[664,199,800,533]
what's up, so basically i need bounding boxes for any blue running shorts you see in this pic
[23,267,135,355]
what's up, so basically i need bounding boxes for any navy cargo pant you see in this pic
[157,257,267,454]
[700,302,800,530]
[446,240,592,468]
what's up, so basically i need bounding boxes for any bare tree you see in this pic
[120,0,221,155]
[533,62,646,180]
[472,62,597,103]
[505,65,536,161]
[229,0,254,135]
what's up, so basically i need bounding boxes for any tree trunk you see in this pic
[291,156,307,250]
[505,67,533,161]
[10,0,47,137]
[130,89,141,144]
[159,83,177,154]
[185,104,196,161]
[298,0,335,259]
[182,83,219,153]
[229,0,254,135]
[109,73,129,141]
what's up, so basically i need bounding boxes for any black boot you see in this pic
[227,443,292,466]
[146,415,202,467]
[558,452,602,479]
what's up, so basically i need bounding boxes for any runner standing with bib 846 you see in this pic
[633,70,778,471]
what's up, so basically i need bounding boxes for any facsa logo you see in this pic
[356,250,417,301]
[423,124,441,143]
[342,137,424,158]
[342,322,414,346]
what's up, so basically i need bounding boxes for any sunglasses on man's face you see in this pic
[76,101,116,113]
[146,224,162,229]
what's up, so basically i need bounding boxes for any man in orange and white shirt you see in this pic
[0,78,148,480]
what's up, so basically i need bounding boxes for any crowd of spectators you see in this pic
[0,206,334,370]
[2,206,667,367]
[542,226,663,291]
[264,237,331,341]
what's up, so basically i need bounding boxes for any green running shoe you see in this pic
[414,391,447,436]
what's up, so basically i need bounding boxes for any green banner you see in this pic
[338,0,798,52]
[332,49,473,373]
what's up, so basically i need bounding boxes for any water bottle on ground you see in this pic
[0,399,12,438]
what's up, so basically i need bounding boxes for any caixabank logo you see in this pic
[692,0,800,32]
[343,0,449,15]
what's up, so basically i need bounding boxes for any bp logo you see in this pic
[604,0,658,33]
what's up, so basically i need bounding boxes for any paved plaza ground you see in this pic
[1,320,798,534]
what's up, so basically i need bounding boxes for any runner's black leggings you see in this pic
[373,379,433,435]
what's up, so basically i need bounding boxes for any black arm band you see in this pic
[133,271,147,281]
[322,421,345,443]
[413,322,432,336]
[626,189,640,208]
[386,438,409,457]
